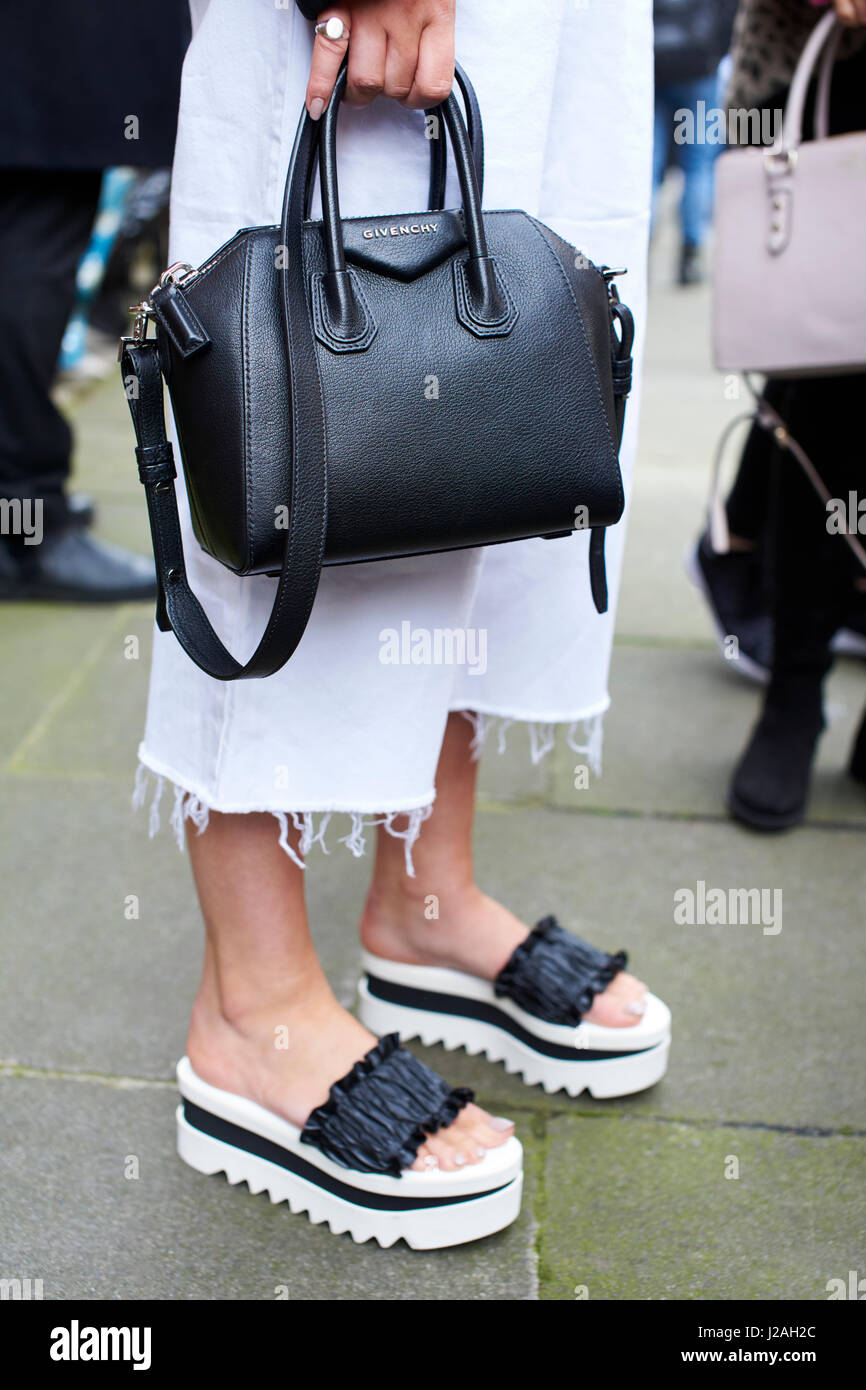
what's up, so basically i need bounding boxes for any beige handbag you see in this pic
[713,10,866,378]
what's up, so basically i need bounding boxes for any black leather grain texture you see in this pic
[122,60,633,680]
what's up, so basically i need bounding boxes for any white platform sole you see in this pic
[176,1059,523,1250]
[358,954,672,1099]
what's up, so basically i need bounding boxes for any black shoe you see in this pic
[678,241,703,286]
[687,531,773,683]
[67,492,97,530]
[727,678,825,831]
[832,602,866,660]
[849,706,866,787]
[0,527,156,603]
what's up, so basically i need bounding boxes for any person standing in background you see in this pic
[0,0,190,602]
[691,0,866,829]
[652,0,739,284]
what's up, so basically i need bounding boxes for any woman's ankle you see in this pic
[359,877,483,962]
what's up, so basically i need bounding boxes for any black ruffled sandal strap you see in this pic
[494,915,627,1026]
[299,1034,473,1176]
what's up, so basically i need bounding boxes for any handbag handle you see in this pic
[303,62,485,219]
[311,58,509,341]
[814,17,844,141]
[774,10,840,157]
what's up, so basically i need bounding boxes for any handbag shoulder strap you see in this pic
[120,102,328,681]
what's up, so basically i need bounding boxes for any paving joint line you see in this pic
[3,605,135,775]
[4,1063,861,1139]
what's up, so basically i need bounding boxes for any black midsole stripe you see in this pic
[182,1099,514,1212]
[366,974,657,1062]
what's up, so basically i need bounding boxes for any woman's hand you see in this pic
[832,0,866,27]
[304,1,456,119]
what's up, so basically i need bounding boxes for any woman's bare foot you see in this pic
[360,881,649,1029]
[186,969,514,1173]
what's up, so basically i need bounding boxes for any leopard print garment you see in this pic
[726,0,866,109]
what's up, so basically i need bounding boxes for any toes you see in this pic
[422,1132,465,1171]
[410,1142,439,1172]
[427,1121,486,1169]
[450,1103,514,1154]
[585,984,648,1028]
[608,970,647,999]
[458,1106,513,1152]
[459,1102,514,1138]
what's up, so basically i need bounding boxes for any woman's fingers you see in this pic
[383,30,420,106]
[405,11,455,108]
[305,9,351,118]
[304,3,456,116]
[345,21,387,107]
[834,0,866,26]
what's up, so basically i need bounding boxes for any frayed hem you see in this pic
[458,710,605,777]
[132,762,434,877]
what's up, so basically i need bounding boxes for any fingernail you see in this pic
[309,97,325,120]
[488,1116,514,1132]
[454,1153,467,1166]
[625,998,646,1017]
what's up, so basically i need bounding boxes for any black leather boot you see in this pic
[678,241,703,286]
[728,673,826,830]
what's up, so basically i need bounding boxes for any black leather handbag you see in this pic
[120,61,634,680]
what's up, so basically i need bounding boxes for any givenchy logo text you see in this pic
[362,222,439,240]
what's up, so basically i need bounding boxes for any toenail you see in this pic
[488,1116,514,1131]
[454,1153,467,1166]
[625,999,646,1017]
[474,1146,486,1158]
[422,1154,438,1168]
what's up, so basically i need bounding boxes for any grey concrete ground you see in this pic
[1,212,864,1300]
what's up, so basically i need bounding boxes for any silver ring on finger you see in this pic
[314,17,349,42]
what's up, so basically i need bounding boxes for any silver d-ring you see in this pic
[314,17,348,42]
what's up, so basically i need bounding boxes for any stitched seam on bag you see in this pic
[311,269,376,350]
[241,237,255,570]
[152,302,186,357]
[302,239,330,576]
[525,217,620,477]
[452,257,517,334]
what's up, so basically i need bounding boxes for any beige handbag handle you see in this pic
[775,10,840,157]
[814,17,844,140]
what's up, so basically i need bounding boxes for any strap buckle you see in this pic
[118,264,200,361]
[117,300,155,361]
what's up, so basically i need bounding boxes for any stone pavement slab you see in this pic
[548,646,866,826]
[0,1076,538,1300]
[537,1115,865,1301]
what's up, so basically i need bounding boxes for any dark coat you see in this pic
[654,0,739,86]
[0,0,190,170]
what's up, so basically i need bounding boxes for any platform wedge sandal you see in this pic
[176,1035,523,1250]
[358,917,671,1099]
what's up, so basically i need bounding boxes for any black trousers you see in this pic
[0,169,102,531]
